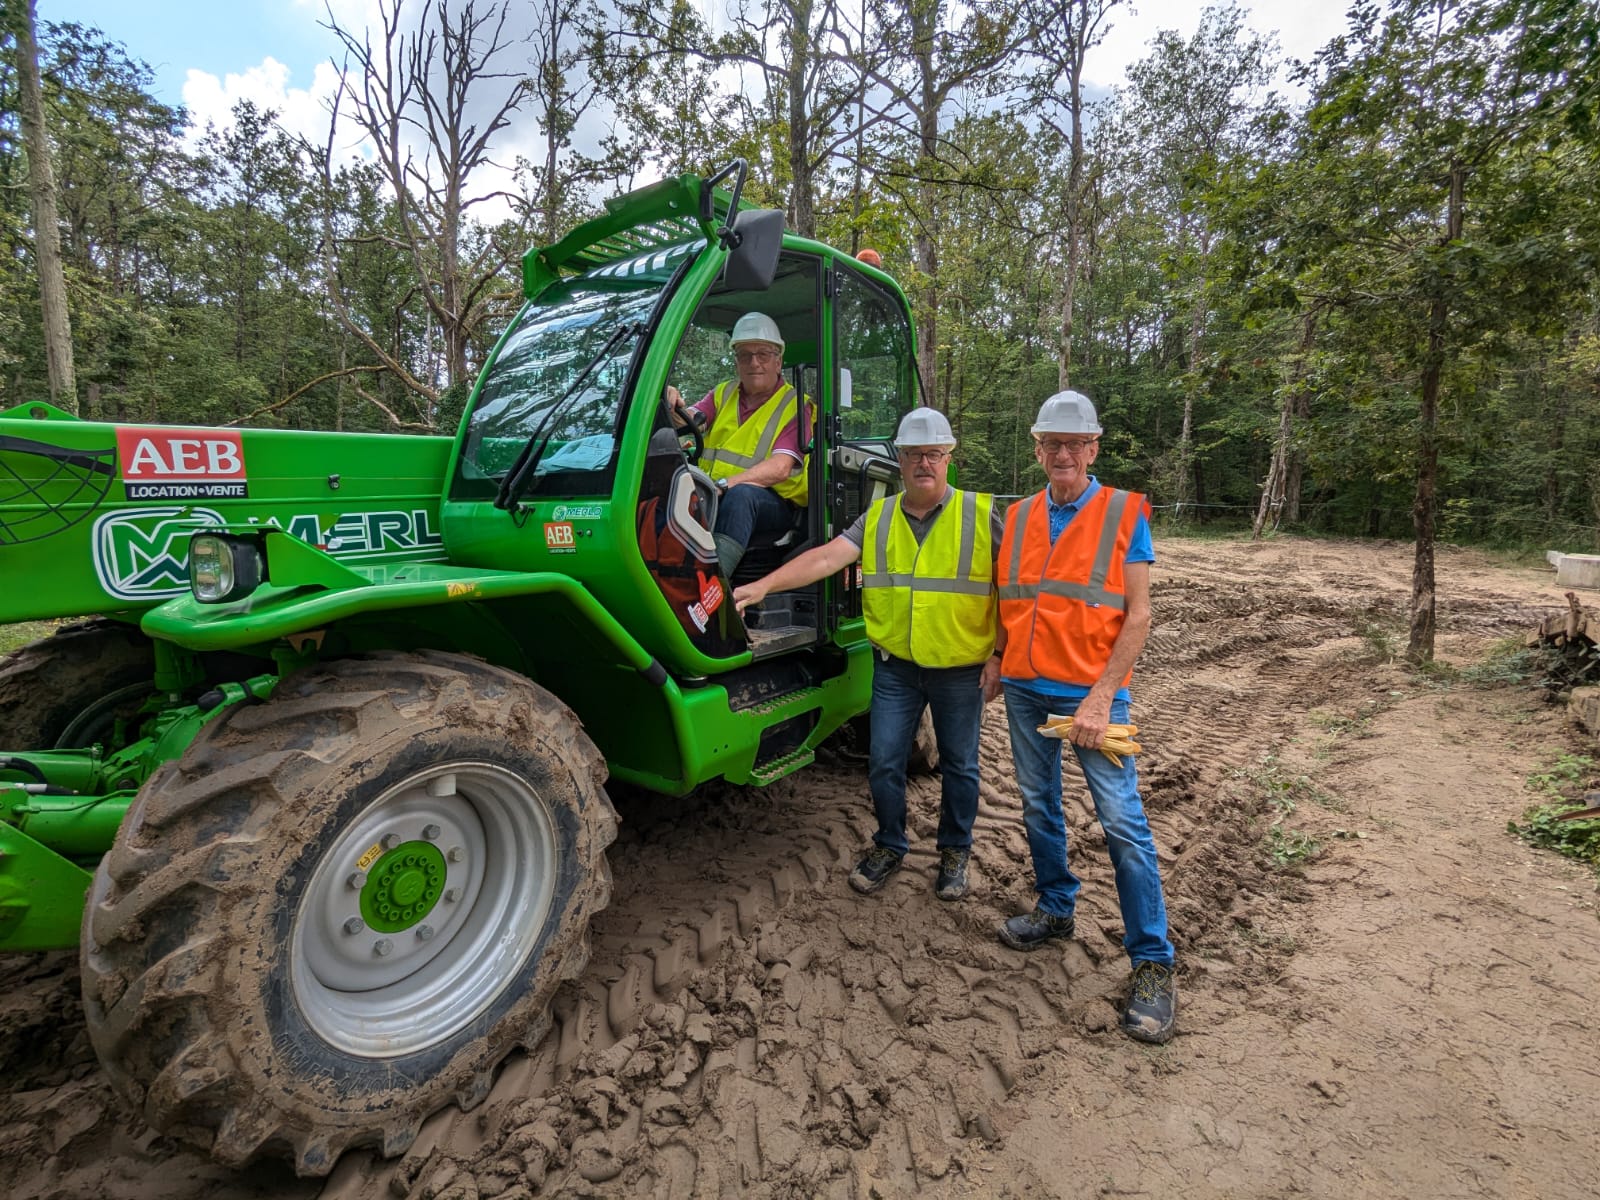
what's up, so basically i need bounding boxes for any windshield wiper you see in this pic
[493,320,642,513]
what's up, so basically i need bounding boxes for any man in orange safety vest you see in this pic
[988,389,1177,1045]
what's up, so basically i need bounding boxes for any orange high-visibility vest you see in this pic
[996,485,1147,689]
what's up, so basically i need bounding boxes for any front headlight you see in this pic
[189,534,266,603]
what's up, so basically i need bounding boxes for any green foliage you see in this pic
[0,0,1596,558]
[1456,638,1541,687]
[1526,753,1595,798]
[1265,824,1323,869]
[1509,804,1600,868]
[1510,750,1600,867]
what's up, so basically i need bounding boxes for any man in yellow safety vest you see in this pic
[732,407,1001,900]
[667,311,809,578]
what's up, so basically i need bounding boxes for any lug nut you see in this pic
[422,823,442,841]
[443,887,461,903]
[447,846,465,863]
[346,871,367,890]
[343,916,365,935]
[416,924,435,941]
[373,938,394,957]
[381,833,401,850]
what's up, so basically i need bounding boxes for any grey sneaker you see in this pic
[998,907,1075,951]
[849,846,903,894]
[1120,961,1178,1044]
[934,848,971,900]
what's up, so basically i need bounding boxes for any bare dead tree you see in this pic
[322,0,528,395]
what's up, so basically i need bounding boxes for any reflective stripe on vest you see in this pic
[996,486,1144,689]
[861,489,996,667]
[700,380,810,505]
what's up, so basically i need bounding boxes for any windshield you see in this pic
[454,240,701,500]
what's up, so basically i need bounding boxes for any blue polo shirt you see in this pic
[1004,478,1153,703]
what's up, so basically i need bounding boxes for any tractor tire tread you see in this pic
[80,650,614,1176]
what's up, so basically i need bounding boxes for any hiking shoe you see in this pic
[934,848,971,900]
[849,846,903,894]
[998,907,1075,951]
[1120,961,1178,1044]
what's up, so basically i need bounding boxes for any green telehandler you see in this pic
[0,162,925,1175]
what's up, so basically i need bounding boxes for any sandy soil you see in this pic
[3,535,1598,1199]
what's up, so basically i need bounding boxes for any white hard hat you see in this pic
[894,406,956,448]
[1032,390,1102,436]
[730,311,784,349]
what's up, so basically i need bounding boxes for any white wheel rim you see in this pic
[289,762,558,1058]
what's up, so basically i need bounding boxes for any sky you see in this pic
[39,0,1352,199]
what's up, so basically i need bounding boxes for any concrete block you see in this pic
[1555,553,1600,590]
[1546,549,1565,568]
[1572,687,1600,738]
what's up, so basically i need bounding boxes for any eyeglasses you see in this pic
[733,348,779,364]
[1037,437,1098,456]
[898,448,950,464]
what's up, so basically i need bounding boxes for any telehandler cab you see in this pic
[0,162,925,1174]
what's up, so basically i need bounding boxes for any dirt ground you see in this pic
[3,535,1598,1199]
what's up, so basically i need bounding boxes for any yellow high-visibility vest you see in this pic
[701,380,810,505]
[861,488,996,667]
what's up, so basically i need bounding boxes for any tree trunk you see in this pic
[12,0,76,411]
[1254,311,1316,538]
[786,0,816,239]
[1283,386,1309,523]
[910,4,940,406]
[1057,12,1086,390]
[1407,163,1464,665]
[1172,223,1208,515]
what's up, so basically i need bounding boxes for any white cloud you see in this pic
[1086,0,1351,93]
[180,49,535,225]
[181,57,354,154]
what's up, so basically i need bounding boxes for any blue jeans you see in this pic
[1002,684,1174,967]
[868,652,984,857]
[714,482,794,548]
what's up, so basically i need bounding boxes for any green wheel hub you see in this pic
[360,842,447,932]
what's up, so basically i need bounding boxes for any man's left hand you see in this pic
[980,656,1002,704]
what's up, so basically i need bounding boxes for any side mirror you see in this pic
[722,209,784,291]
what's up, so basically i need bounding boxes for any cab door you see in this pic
[829,264,918,626]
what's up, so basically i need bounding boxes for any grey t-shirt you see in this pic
[844,486,1004,555]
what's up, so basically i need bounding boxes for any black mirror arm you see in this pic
[701,159,748,249]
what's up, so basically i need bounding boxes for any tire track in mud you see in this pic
[3,538,1570,1198]
[316,544,1385,1199]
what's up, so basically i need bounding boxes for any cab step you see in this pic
[748,744,816,786]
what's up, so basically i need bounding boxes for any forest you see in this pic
[2,0,1597,566]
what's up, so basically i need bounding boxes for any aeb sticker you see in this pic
[544,522,576,553]
[116,426,248,500]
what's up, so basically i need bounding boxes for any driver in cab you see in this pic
[666,312,808,579]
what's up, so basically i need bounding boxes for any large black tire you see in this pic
[0,620,155,750]
[79,650,617,1175]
